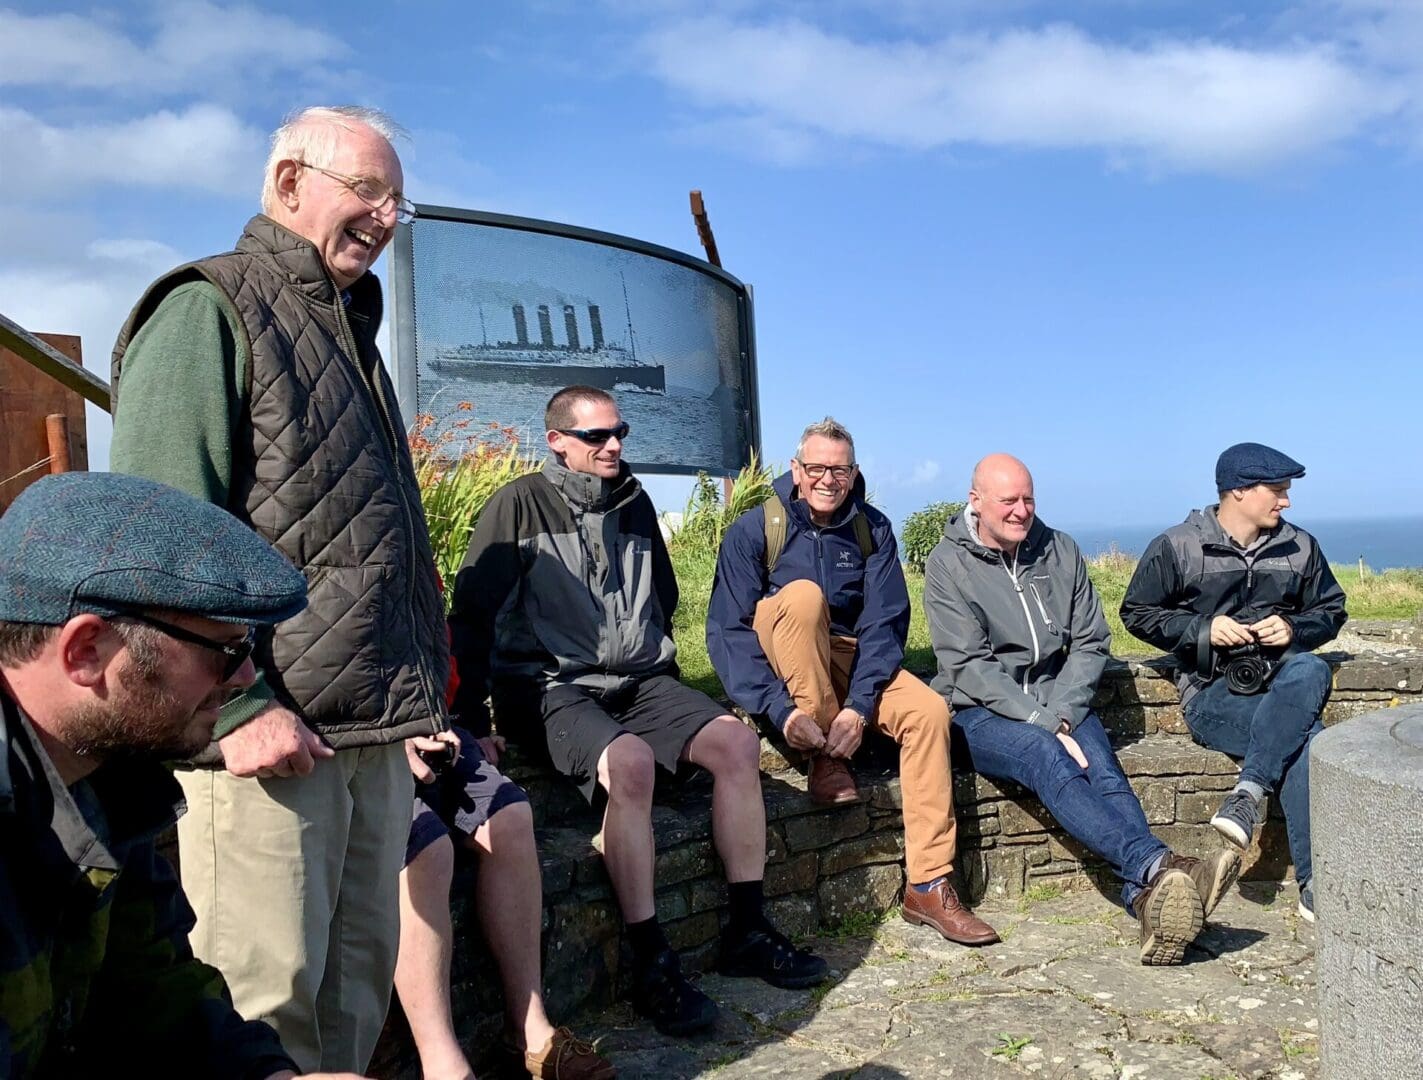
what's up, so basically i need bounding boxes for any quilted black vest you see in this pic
[112,215,447,748]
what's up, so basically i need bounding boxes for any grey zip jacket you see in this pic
[448,456,679,734]
[924,508,1110,731]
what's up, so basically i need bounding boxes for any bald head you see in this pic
[969,454,1036,554]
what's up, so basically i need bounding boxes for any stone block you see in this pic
[1024,843,1052,867]
[654,841,715,886]
[650,803,712,849]
[819,830,905,876]
[765,893,820,940]
[655,885,690,923]
[1312,706,1423,1077]
[957,847,1025,903]
[543,899,621,1019]
[1176,789,1221,825]
[1116,739,1237,778]
[765,823,787,864]
[1324,695,1403,727]
[1117,674,1180,704]
[1100,704,1152,738]
[869,775,904,810]
[998,798,1054,836]
[817,863,905,925]
[663,911,721,951]
[1134,780,1177,826]
[958,809,1000,841]
[784,804,869,851]
[1332,657,1422,693]
[1152,704,1189,735]
[688,878,723,914]
[765,851,819,896]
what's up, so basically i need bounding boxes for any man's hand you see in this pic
[783,708,827,752]
[825,707,866,760]
[476,733,506,766]
[1056,723,1088,768]
[1210,615,1256,648]
[1249,614,1294,648]
[406,729,462,783]
[219,704,333,779]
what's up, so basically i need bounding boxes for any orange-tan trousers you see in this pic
[752,578,958,883]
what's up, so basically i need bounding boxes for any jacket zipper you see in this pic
[1027,581,1056,633]
[1000,551,1040,691]
[330,292,442,728]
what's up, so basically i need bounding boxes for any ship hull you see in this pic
[429,359,665,393]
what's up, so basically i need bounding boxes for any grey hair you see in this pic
[261,105,407,214]
[795,417,855,464]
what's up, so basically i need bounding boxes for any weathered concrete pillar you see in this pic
[1311,705,1423,1078]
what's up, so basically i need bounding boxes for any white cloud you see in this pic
[0,2,347,94]
[640,16,1403,173]
[0,103,267,199]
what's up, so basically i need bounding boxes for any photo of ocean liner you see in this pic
[429,287,666,394]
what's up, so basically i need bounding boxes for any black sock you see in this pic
[727,879,766,937]
[627,916,670,965]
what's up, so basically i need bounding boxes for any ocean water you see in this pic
[1065,515,1423,571]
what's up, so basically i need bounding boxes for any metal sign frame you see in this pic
[390,204,761,478]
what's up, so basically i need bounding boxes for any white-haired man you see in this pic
[110,106,451,1072]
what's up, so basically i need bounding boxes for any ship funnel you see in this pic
[563,304,581,350]
[537,305,554,348]
[588,305,604,349]
[512,304,529,346]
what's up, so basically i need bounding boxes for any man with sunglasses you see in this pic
[108,106,449,1072]
[0,471,373,1079]
[450,386,827,1038]
[708,418,999,948]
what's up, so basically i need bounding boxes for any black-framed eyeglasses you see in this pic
[294,160,416,224]
[557,422,630,445]
[115,613,256,682]
[797,461,856,481]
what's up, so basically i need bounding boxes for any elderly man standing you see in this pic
[108,106,450,1071]
[0,472,366,1080]
[924,454,1241,966]
[450,386,826,1038]
[707,418,998,946]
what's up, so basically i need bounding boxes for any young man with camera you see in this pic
[1121,443,1347,922]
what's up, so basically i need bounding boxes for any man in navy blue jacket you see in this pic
[708,418,998,946]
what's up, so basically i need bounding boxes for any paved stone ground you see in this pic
[577,881,1319,1079]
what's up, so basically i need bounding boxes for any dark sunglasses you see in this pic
[557,422,630,445]
[116,612,256,681]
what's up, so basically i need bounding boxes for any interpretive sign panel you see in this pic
[390,207,759,476]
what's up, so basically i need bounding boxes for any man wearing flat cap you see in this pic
[0,472,364,1079]
[108,105,449,1070]
[1121,442,1347,922]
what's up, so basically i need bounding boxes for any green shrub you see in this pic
[410,409,540,604]
[900,500,965,571]
[668,452,776,560]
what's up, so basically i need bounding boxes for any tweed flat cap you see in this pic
[0,472,307,626]
[1215,443,1306,492]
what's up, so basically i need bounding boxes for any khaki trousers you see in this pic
[754,578,958,883]
[176,742,413,1073]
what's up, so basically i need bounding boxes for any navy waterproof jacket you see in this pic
[706,470,909,729]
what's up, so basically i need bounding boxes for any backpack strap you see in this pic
[763,493,788,573]
[852,511,875,561]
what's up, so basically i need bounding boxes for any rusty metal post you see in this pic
[45,414,71,474]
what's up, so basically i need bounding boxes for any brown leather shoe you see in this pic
[519,1027,616,1080]
[808,754,859,805]
[1132,867,1204,966]
[901,876,1000,946]
[1163,848,1241,920]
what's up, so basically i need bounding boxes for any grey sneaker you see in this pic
[1210,790,1261,850]
[1298,879,1315,924]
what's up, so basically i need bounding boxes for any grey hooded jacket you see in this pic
[448,456,680,734]
[924,508,1110,731]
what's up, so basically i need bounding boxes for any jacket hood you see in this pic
[945,505,1051,562]
[772,468,868,529]
[1181,505,1299,550]
[545,454,641,513]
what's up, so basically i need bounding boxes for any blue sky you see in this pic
[3,0,1422,537]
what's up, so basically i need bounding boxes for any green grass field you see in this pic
[670,550,1423,700]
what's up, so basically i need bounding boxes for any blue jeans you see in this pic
[951,709,1168,908]
[1184,652,1331,885]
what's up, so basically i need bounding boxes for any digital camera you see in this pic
[1220,643,1281,696]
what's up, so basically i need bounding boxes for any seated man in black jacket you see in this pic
[1121,443,1347,923]
[0,472,356,1080]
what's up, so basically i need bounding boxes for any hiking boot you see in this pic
[1210,789,1262,850]
[508,1027,617,1080]
[719,923,829,989]
[629,948,718,1036]
[1163,849,1242,919]
[808,754,859,805]
[901,876,1000,946]
[1132,867,1204,966]
[1298,879,1315,924]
